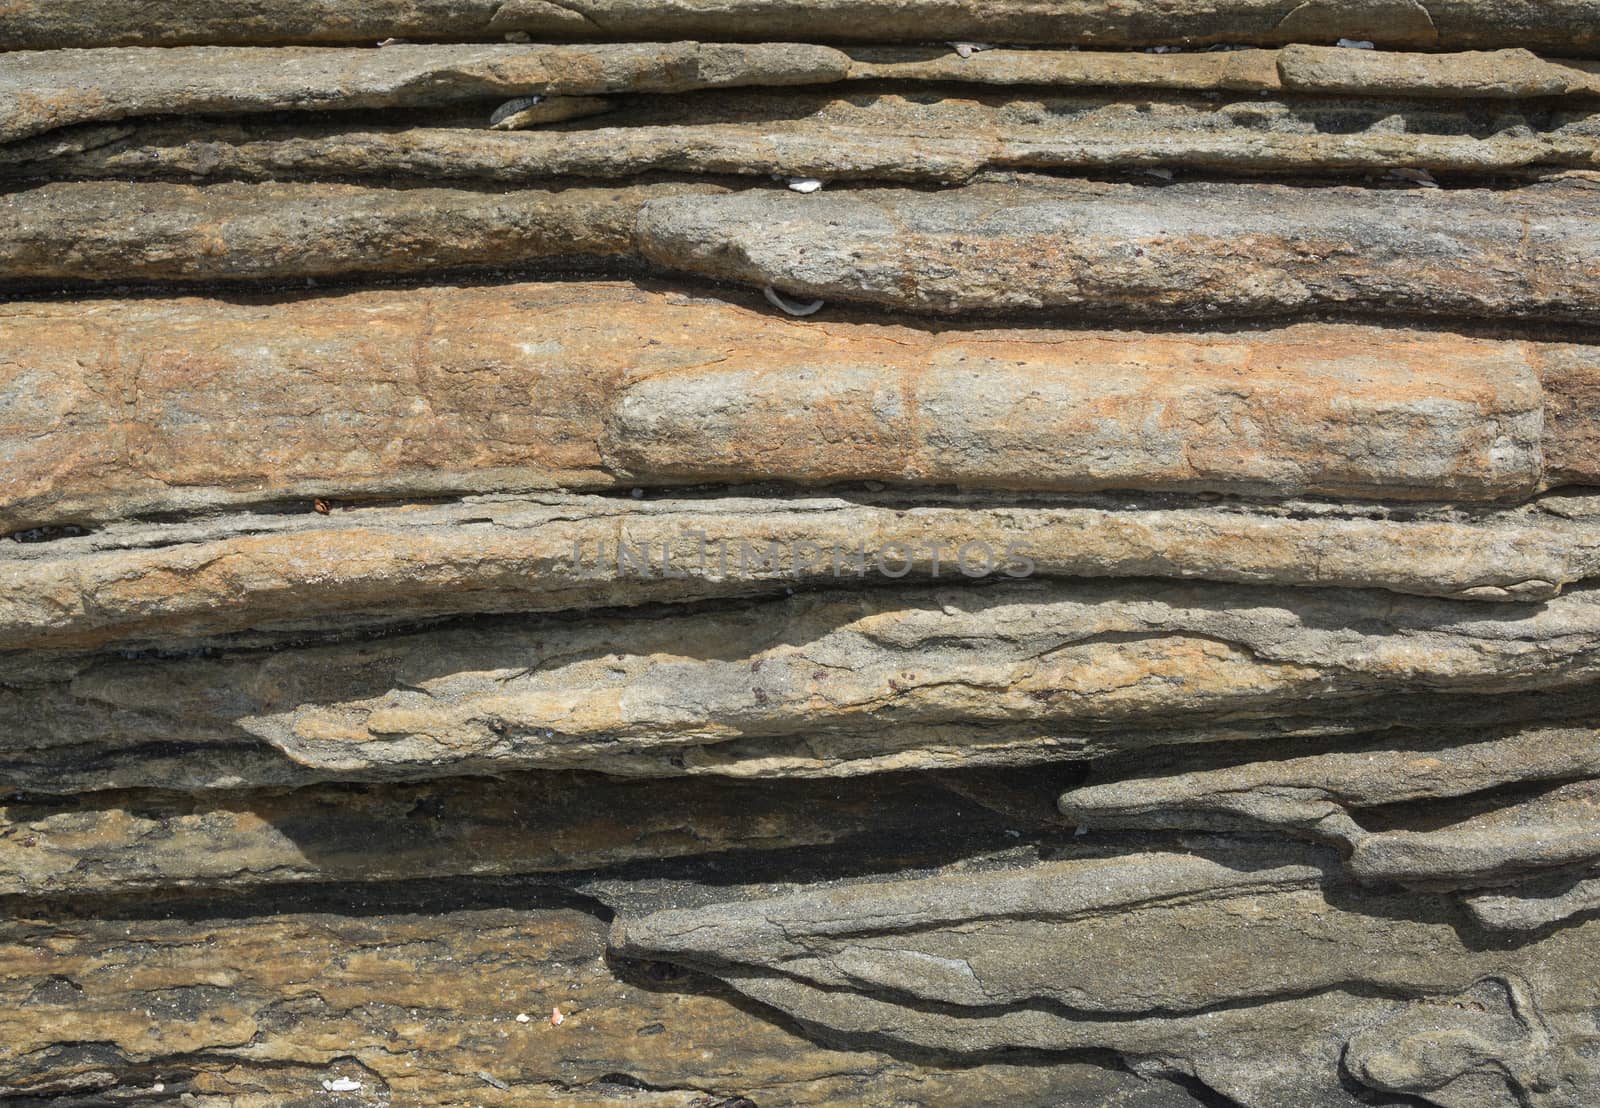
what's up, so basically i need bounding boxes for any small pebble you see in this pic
[551,1007,566,1026]
[1337,38,1376,48]
[787,177,824,193]
[515,1012,531,1023]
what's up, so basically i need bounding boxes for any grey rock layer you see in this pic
[13,91,1595,186]
[4,0,1599,51]
[636,175,1600,322]
[611,847,1600,1106]
[8,492,1600,654]
[0,41,852,143]
[10,580,1600,792]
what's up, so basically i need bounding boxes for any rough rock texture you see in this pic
[636,176,1600,321]
[4,285,1597,532]
[12,92,1599,187]
[0,42,852,143]
[7,5,1600,1106]
[5,0,1600,51]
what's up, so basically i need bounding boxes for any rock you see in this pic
[0,897,1195,1106]
[1350,779,1600,887]
[635,175,1600,322]
[0,180,723,285]
[1275,44,1599,98]
[1462,870,1600,932]
[12,580,1600,791]
[4,282,1596,532]
[10,2,1600,1102]
[610,848,1600,1103]
[8,492,1600,654]
[13,90,1596,185]
[1344,977,1563,1107]
[1059,722,1600,840]
[0,770,1013,896]
[0,42,851,143]
[4,0,1598,51]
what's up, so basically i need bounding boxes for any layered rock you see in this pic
[4,284,1596,532]
[6,3,1600,1105]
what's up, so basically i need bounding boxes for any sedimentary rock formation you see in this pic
[5,4,1600,1106]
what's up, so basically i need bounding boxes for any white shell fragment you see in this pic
[1387,167,1440,188]
[763,286,826,316]
[786,177,824,193]
[489,95,544,127]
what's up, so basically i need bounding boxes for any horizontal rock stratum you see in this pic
[7,3,1600,1105]
[3,282,1597,532]
[15,90,1594,186]
[5,0,1600,50]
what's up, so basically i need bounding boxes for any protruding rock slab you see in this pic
[11,580,1600,789]
[636,176,1600,323]
[8,492,1600,654]
[0,180,723,284]
[611,849,1600,1104]
[0,42,852,143]
[7,44,1593,149]
[0,900,1188,1106]
[4,282,1595,531]
[4,0,1598,51]
[13,92,1596,186]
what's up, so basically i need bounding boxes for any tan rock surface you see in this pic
[4,0,1599,51]
[4,283,1594,533]
[13,90,1597,186]
[8,493,1600,656]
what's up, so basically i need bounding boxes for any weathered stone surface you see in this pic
[0,42,852,143]
[1463,868,1600,931]
[1351,778,1600,887]
[4,0,1599,51]
[637,175,1600,322]
[0,770,1010,896]
[5,283,1595,533]
[1275,43,1600,98]
[13,90,1596,186]
[611,847,1600,1105]
[0,180,721,285]
[10,580,1600,791]
[853,44,1600,99]
[1058,722,1600,908]
[0,898,1197,1107]
[1060,722,1600,837]
[9,44,1591,152]
[10,6,1600,1103]
[9,492,1600,656]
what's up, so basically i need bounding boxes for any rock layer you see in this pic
[15,90,1596,186]
[637,176,1600,322]
[5,0,1599,51]
[4,283,1596,533]
[8,3,1600,1105]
